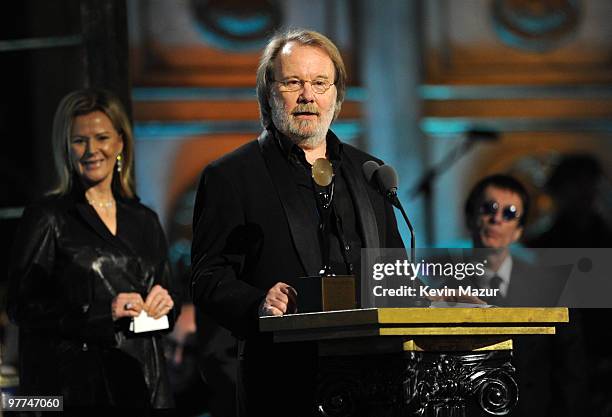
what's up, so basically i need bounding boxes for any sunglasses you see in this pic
[479,200,520,222]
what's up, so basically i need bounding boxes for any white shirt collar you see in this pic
[485,255,513,297]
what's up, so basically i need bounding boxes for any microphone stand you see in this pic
[409,130,498,244]
[387,190,415,266]
[387,188,429,307]
[366,161,430,307]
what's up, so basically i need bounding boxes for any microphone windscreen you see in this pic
[377,165,399,191]
[362,160,380,183]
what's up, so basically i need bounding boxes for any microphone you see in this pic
[362,162,416,264]
[363,161,401,204]
[376,165,399,199]
[362,160,380,183]
[362,161,427,306]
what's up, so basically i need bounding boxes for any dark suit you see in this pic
[497,258,570,308]
[8,185,178,410]
[191,129,403,415]
[479,257,587,417]
[512,316,587,417]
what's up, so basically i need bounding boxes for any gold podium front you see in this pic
[260,307,568,417]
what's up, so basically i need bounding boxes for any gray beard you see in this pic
[270,95,333,149]
[289,132,326,149]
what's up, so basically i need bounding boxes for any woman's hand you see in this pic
[144,285,175,319]
[111,293,145,321]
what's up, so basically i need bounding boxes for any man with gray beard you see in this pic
[191,29,403,416]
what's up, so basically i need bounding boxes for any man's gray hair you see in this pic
[256,29,347,129]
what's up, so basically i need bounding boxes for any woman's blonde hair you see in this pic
[51,88,135,198]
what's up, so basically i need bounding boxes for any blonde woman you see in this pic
[8,89,178,413]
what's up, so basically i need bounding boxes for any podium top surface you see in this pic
[259,307,569,333]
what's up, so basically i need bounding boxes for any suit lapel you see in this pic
[341,153,380,248]
[258,131,322,276]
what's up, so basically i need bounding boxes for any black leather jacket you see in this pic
[8,187,178,409]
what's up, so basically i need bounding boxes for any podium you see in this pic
[260,307,568,417]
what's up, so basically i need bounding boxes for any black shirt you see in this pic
[274,129,362,276]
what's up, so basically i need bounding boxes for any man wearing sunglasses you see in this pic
[464,174,586,417]
[464,174,528,301]
[466,174,569,306]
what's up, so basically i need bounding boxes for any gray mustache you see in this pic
[292,104,319,115]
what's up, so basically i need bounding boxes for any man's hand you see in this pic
[168,304,197,365]
[259,282,298,316]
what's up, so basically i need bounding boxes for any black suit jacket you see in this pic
[191,129,404,415]
[8,186,179,409]
[503,258,570,308]
[191,129,404,338]
[483,258,587,417]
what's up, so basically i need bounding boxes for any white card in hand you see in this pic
[130,311,169,333]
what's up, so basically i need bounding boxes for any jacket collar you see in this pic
[258,128,381,276]
[340,153,380,249]
[70,179,133,253]
[258,129,322,276]
[275,127,343,167]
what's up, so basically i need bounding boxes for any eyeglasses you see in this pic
[275,79,335,94]
[479,200,521,222]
